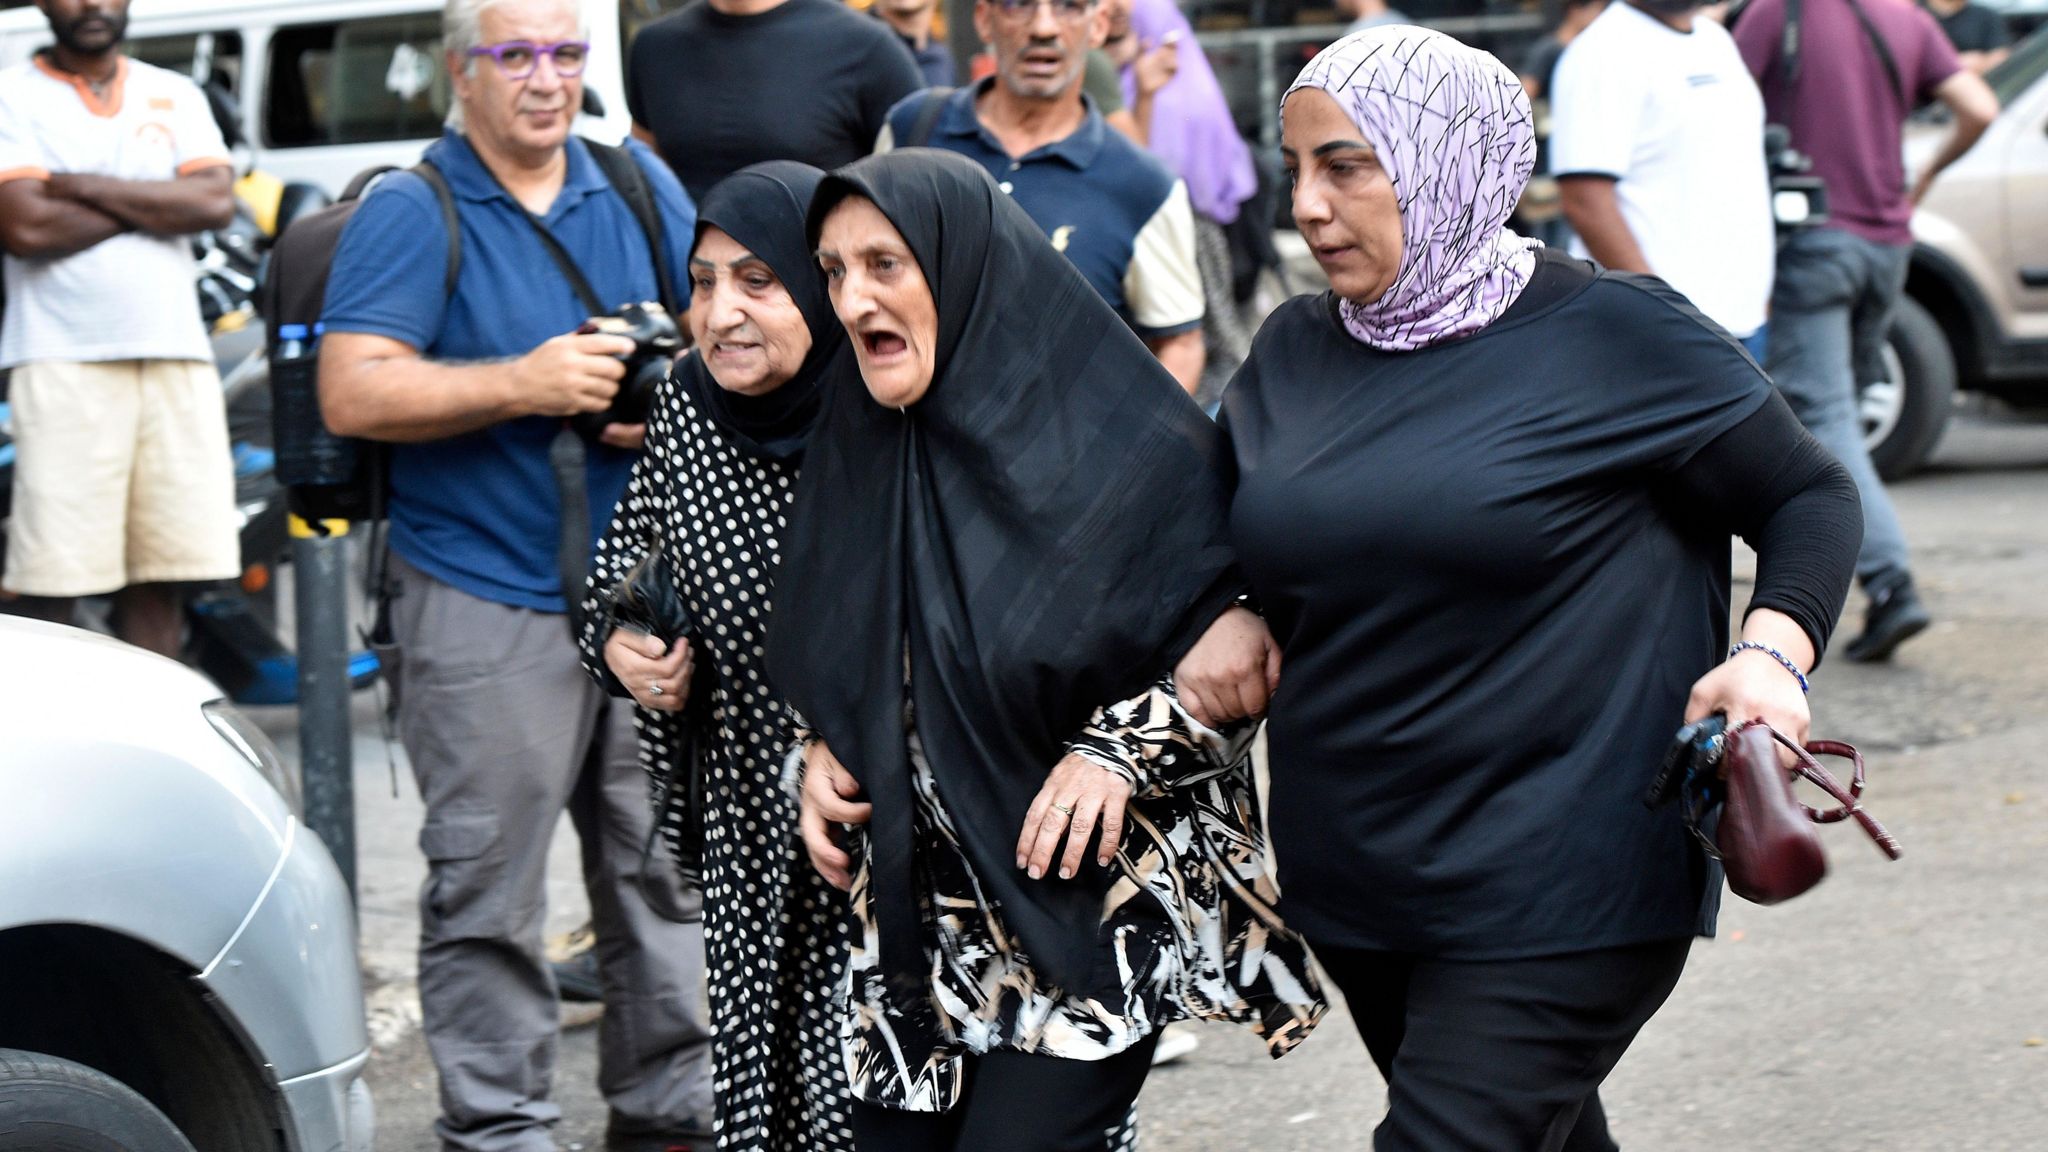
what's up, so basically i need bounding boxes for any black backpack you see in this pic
[259,138,677,523]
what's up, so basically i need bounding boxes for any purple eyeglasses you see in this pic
[466,39,590,80]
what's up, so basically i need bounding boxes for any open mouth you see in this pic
[711,340,760,357]
[861,329,909,359]
[1019,48,1066,74]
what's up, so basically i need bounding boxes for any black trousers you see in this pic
[1314,937,1692,1152]
[849,1033,1159,1152]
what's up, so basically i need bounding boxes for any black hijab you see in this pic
[767,150,1241,995]
[681,161,840,461]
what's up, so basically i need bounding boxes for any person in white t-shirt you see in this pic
[0,0,239,657]
[1549,0,1775,351]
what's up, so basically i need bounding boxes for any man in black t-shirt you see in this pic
[1924,0,2011,73]
[626,0,923,203]
[1518,0,1607,100]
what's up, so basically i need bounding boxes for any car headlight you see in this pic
[203,699,303,817]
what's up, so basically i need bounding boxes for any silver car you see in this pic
[0,617,371,1152]
[1878,26,2048,478]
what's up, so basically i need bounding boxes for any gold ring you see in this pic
[1051,801,1075,816]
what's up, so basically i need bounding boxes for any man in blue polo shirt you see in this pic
[878,0,1207,394]
[317,2,711,1150]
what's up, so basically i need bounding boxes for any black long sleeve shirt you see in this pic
[1222,250,1859,957]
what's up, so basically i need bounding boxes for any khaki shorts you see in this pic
[4,359,240,597]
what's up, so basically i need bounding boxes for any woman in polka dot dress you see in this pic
[578,161,856,1152]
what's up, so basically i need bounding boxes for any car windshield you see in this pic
[1910,26,2048,124]
[1987,25,2048,107]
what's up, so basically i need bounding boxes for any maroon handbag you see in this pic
[1713,721,1904,904]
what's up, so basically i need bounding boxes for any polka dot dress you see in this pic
[581,372,855,1152]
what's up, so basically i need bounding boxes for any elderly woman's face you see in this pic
[1283,88,1405,306]
[816,196,939,409]
[688,227,813,396]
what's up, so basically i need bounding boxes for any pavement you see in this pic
[257,405,2048,1152]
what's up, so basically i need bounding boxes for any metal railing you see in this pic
[1192,14,1548,148]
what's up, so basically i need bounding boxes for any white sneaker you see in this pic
[1150,1026,1200,1067]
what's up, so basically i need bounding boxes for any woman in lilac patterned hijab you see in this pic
[1214,22,1863,1152]
[1284,26,1542,350]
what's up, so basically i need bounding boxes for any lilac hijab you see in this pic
[1119,0,1257,224]
[1285,27,1542,351]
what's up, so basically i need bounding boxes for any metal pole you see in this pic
[291,512,356,901]
[948,0,980,83]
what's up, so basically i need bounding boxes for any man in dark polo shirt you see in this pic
[316,1,712,1148]
[878,0,1206,394]
[874,0,955,86]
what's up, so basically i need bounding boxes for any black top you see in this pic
[1932,2,2010,53]
[627,0,924,203]
[1519,34,1568,99]
[1223,250,1858,958]
[768,151,1238,995]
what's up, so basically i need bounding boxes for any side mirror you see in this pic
[581,87,607,119]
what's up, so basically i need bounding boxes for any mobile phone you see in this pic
[1643,713,1727,809]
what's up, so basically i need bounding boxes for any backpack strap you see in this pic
[412,159,463,302]
[904,87,956,150]
[583,139,678,316]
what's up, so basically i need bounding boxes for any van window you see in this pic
[129,30,244,92]
[264,14,448,148]
[131,31,246,145]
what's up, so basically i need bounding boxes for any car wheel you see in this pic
[1863,295,1956,480]
[0,1048,198,1152]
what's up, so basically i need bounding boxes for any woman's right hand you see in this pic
[1173,606,1282,727]
[604,627,692,713]
[799,739,872,891]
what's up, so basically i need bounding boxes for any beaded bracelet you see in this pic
[1729,641,1810,694]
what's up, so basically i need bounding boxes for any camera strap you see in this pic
[475,142,678,638]
[551,428,594,639]
[522,210,610,317]
[484,139,679,317]
[1774,0,1907,113]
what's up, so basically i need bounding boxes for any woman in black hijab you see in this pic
[767,150,1323,1152]
[577,161,856,1152]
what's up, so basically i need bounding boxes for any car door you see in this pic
[1995,32,2048,341]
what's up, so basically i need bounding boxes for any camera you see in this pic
[1765,124,1829,236]
[572,300,683,441]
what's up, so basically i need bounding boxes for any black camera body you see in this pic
[572,300,683,440]
[1764,124,1830,237]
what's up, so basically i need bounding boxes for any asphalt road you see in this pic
[346,407,2048,1152]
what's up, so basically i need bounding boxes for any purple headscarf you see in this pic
[1285,27,1542,352]
[1119,0,1257,224]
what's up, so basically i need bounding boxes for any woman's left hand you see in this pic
[1684,649,1811,746]
[1017,754,1134,880]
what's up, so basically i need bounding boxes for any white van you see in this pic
[0,0,688,194]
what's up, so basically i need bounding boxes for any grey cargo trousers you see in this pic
[392,554,714,1152]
